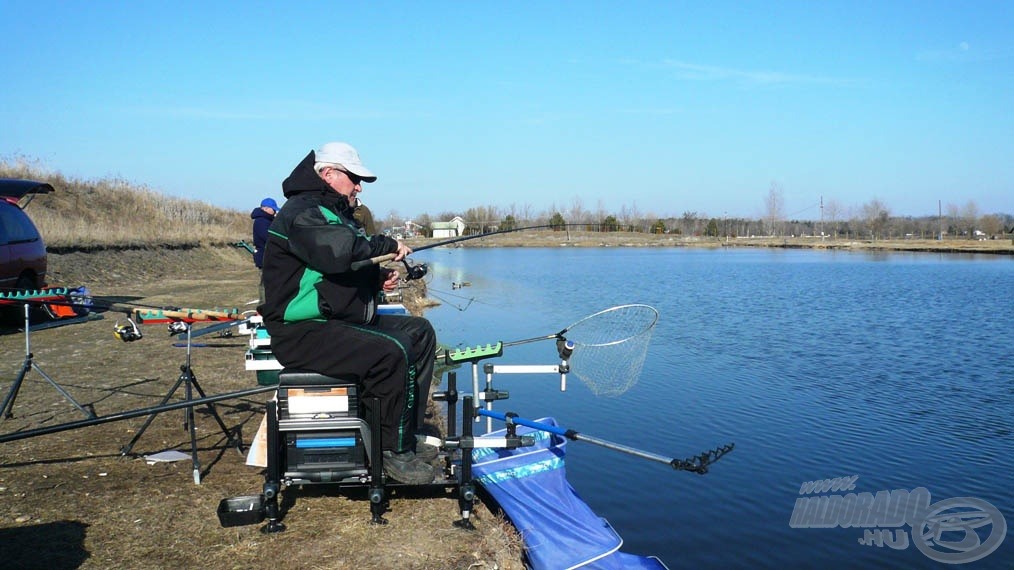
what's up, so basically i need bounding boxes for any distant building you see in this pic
[403,220,425,238]
[431,216,466,239]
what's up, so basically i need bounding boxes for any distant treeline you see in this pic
[382,198,1013,242]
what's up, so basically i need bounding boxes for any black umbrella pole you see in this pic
[0,385,276,444]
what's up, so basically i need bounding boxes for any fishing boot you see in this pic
[382,450,435,485]
[414,423,443,462]
[414,435,440,462]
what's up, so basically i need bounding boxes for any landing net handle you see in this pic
[477,409,735,474]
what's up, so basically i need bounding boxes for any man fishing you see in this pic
[258,141,437,485]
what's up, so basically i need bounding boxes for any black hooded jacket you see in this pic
[259,151,399,328]
[250,207,274,268]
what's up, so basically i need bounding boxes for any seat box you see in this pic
[279,385,358,420]
[285,430,366,473]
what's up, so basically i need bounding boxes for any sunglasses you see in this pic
[330,167,362,185]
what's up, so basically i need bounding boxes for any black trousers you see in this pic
[269,314,436,453]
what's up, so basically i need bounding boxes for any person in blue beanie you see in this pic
[252,197,278,303]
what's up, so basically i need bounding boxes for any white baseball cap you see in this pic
[314,142,377,183]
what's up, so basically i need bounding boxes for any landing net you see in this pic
[560,304,659,397]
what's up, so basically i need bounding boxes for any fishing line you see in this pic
[425,284,517,312]
[425,289,475,312]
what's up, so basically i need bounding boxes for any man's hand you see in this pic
[392,240,412,262]
[381,267,400,292]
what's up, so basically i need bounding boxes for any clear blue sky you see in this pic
[2,1,1011,222]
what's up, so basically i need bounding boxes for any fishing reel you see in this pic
[402,259,428,281]
[113,318,143,342]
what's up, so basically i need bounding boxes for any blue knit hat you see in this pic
[260,198,278,209]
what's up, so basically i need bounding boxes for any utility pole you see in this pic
[938,200,943,240]
[820,196,825,241]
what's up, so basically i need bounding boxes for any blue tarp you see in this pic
[472,418,669,570]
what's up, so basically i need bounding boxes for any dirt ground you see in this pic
[0,247,522,570]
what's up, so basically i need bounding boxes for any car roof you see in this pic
[0,179,56,199]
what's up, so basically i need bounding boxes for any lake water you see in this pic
[418,246,1012,569]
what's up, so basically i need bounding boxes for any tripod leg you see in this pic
[185,366,201,484]
[32,363,96,419]
[187,370,243,453]
[4,304,96,420]
[120,373,186,456]
[1,357,32,419]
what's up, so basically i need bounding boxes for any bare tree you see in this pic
[464,205,500,233]
[384,209,402,233]
[764,182,785,236]
[861,198,891,240]
[945,203,961,238]
[594,199,608,231]
[568,196,588,227]
[980,214,1003,237]
[519,202,535,225]
[541,202,561,226]
[626,201,643,231]
[824,198,842,239]
[414,213,433,237]
[681,211,698,236]
[961,200,980,239]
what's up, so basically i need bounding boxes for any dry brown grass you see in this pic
[1,157,248,248]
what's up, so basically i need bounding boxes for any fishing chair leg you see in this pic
[453,395,477,530]
[367,397,388,525]
[261,399,285,533]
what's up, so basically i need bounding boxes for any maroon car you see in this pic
[0,179,52,291]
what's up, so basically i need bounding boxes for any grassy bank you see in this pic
[2,158,247,248]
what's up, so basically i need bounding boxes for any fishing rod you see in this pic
[477,409,735,474]
[0,288,203,315]
[351,223,575,275]
[0,287,246,342]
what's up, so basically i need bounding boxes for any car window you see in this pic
[0,203,12,245]
[0,202,40,245]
